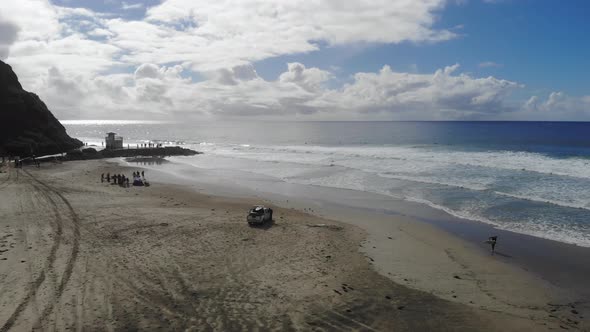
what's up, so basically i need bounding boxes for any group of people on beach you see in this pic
[101,170,148,187]
[140,143,162,148]
[101,172,130,186]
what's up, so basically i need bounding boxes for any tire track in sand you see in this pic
[0,170,81,332]
[0,167,12,189]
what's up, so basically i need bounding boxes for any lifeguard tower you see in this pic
[105,132,123,150]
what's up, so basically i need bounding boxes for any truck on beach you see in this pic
[247,206,273,225]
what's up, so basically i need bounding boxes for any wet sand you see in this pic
[0,160,586,331]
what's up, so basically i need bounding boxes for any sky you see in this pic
[0,0,589,121]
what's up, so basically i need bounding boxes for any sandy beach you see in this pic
[0,160,587,331]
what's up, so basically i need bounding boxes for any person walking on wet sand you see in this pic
[487,236,498,254]
[106,173,110,183]
[101,173,104,183]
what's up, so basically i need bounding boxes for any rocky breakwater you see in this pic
[0,60,82,157]
[65,146,201,161]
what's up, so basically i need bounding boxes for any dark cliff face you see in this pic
[0,60,82,156]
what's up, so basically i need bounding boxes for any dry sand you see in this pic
[0,160,586,331]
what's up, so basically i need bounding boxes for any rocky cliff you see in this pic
[0,60,82,157]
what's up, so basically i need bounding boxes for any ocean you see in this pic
[62,120,590,247]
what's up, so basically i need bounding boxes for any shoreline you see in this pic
[123,157,590,319]
[127,156,590,294]
[0,159,587,330]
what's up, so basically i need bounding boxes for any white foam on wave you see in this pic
[503,219,590,247]
[200,143,590,179]
[378,172,493,192]
[173,145,590,246]
[493,191,590,210]
[196,142,590,208]
[228,144,590,179]
[404,196,501,227]
[404,196,590,247]
[204,143,573,184]
[181,142,590,247]
[286,169,590,248]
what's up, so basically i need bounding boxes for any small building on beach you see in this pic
[105,132,123,150]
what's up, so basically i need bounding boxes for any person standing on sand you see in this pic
[488,236,498,254]
[141,171,144,178]
[106,173,110,183]
[101,173,104,183]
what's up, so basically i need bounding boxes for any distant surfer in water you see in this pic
[486,236,498,254]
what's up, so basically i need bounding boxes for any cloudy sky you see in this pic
[1,0,589,121]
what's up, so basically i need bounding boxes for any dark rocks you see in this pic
[0,60,83,156]
[82,147,97,154]
[65,146,200,161]
[66,149,84,159]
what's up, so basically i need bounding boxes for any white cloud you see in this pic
[478,61,503,68]
[522,92,590,120]
[13,61,523,121]
[0,0,586,121]
[146,0,455,44]
[1,1,121,90]
[107,0,456,71]
[279,62,332,92]
[308,64,522,119]
[0,0,458,93]
[122,2,144,10]
[134,63,161,79]
[87,28,113,37]
[0,0,60,41]
[0,17,19,59]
